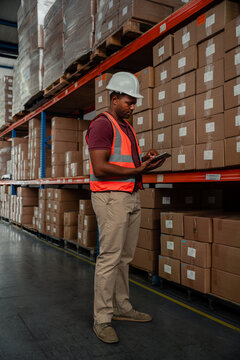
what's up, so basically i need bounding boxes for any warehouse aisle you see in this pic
[0,221,239,360]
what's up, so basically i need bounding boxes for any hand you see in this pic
[142,149,159,162]
[137,157,166,174]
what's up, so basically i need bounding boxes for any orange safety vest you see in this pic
[86,111,143,193]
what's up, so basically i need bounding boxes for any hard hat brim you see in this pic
[106,86,144,99]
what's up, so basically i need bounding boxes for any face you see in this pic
[112,94,137,119]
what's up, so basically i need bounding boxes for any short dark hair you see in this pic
[110,91,125,102]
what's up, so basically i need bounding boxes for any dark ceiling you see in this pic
[0,0,20,59]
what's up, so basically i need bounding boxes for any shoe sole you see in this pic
[112,316,152,322]
[93,326,119,344]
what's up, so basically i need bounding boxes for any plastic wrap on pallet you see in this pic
[43,0,64,90]
[0,76,13,127]
[0,144,11,178]
[12,58,24,117]
[63,0,96,71]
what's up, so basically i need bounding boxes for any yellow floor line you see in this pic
[26,230,240,334]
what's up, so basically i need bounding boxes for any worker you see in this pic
[86,72,165,344]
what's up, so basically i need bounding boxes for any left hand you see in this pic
[142,149,159,162]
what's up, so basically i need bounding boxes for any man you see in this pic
[86,72,165,344]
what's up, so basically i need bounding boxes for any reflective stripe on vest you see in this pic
[87,112,142,193]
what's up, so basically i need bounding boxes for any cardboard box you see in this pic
[137,228,159,251]
[45,212,51,223]
[153,83,171,108]
[196,140,224,169]
[134,88,153,113]
[47,189,54,200]
[152,126,171,150]
[202,189,223,209]
[213,216,240,248]
[19,197,38,207]
[172,120,196,147]
[224,136,240,166]
[83,160,90,176]
[161,211,192,236]
[141,208,160,229]
[149,148,172,173]
[158,256,181,284]
[184,214,213,243]
[52,213,64,226]
[53,201,79,213]
[78,213,84,230]
[136,131,152,153]
[224,106,240,138]
[133,110,152,133]
[54,189,81,202]
[224,46,240,82]
[38,221,46,234]
[52,129,79,143]
[212,243,240,276]
[153,34,174,67]
[172,96,195,125]
[196,59,224,94]
[95,90,110,111]
[153,104,171,129]
[140,188,176,209]
[52,152,66,166]
[65,151,82,164]
[181,239,211,268]
[224,15,240,52]
[95,73,113,94]
[79,199,94,215]
[70,162,83,177]
[196,113,224,144]
[174,20,197,54]
[171,45,197,79]
[78,230,97,248]
[82,145,89,161]
[211,269,240,304]
[51,117,79,131]
[224,77,240,110]
[172,145,196,171]
[64,211,78,226]
[154,59,171,86]
[198,32,224,68]
[181,263,210,293]
[131,247,158,272]
[64,164,71,177]
[160,234,182,260]
[135,66,154,90]
[51,224,64,238]
[171,71,196,102]
[196,86,223,119]
[51,165,65,178]
[83,215,97,232]
[196,0,240,44]
[64,226,78,241]
[52,141,78,153]
[39,189,47,200]
[38,200,46,211]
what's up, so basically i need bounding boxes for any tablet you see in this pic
[149,152,171,164]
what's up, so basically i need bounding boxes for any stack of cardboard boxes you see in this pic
[95,73,112,116]
[65,151,83,177]
[0,141,11,178]
[0,76,13,127]
[63,211,79,242]
[78,199,97,248]
[0,185,10,219]
[11,137,28,181]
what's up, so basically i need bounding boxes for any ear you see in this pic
[112,95,119,105]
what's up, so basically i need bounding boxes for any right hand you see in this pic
[137,157,166,174]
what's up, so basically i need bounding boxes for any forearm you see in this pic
[92,162,140,178]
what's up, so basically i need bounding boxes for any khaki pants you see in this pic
[91,191,141,324]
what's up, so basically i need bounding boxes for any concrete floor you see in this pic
[0,221,239,360]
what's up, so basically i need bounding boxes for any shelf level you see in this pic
[0,0,217,137]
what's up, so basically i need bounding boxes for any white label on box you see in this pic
[167,241,174,250]
[97,32,101,40]
[158,45,165,57]
[158,113,164,122]
[8,101,11,105]
[98,79,103,88]
[47,215,50,220]
[178,105,186,116]
[162,196,171,205]
[53,216,56,222]
[53,228,56,234]
[178,57,186,68]
[122,6,128,16]
[165,220,173,229]
[137,117,143,125]
[85,147,89,155]
[234,53,240,66]
[86,163,90,171]
[78,232,81,239]
[206,14,215,28]
[204,70,213,83]
[206,44,215,57]
[158,133,164,143]
[178,154,185,164]
[158,91,165,100]
[139,138,145,147]
[164,264,172,274]
[179,127,187,137]
[178,83,186,94]
[206,122,215,133]
[161,70,167,81]
[204,150,213,160]
[108,20,113,30]
[39,213,42,219]
[187,270,195,281]
[109,0,113,9]
[204,98,213,110]
[40,203,43,209]
[185,196,193,204]
[80,204,84,210]
[98,11,102,21]
[98,96,102,103]
[47,225,50,231]
[48,204,51,209]
[235,115,240,127]
[187,247,196,258]
[84,219,87,226]
[236,142,240,153]
[54,205,57,210]
[236,25,240,37]
[182,32,190,45]
[8,94,12,98]
[136,98,142,107]
[234,84,240,97]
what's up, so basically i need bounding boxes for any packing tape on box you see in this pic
[182,26,190,50]
[204,63,214,91]
[236,17,240,45]
[178,145,186,170]
[205,12,215,38]
[234,78,240,107]
[178,53,186,76]
[206,38,215,66]
[178,75,186,99]
[204,89,213,117]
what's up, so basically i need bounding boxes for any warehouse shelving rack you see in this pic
[0,0,239,186]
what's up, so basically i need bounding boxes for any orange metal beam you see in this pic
[0,0,217,137]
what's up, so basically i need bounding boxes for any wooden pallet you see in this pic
[12,110,28,121]
[44,77,69,98]
[130,264,158,285]
[24,91,44,111]
[64,51,92,82]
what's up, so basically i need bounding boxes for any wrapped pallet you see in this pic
[0,76,13,127]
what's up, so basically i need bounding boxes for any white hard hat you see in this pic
[106,72,143,99]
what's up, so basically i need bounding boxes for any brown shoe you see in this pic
[93,323,119,344]
[112,309,152,322]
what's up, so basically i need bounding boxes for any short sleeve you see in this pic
[87,117,113,151]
